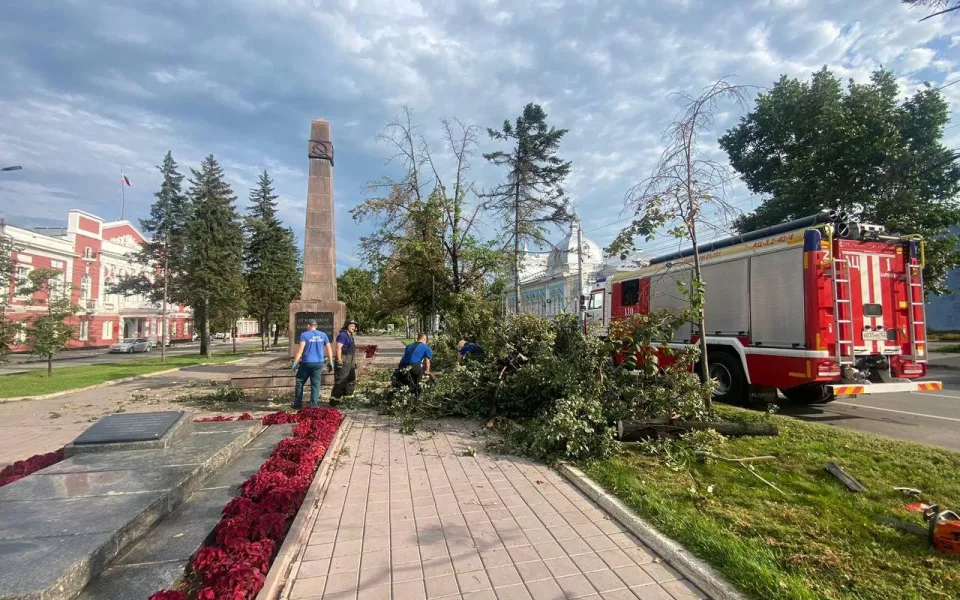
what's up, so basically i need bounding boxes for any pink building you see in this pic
[2,209,193,351]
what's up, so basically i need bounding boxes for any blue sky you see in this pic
[1,0,958,273]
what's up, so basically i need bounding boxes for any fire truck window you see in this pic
[621,280,640,306]
[863,303,883,317]
[590,292,604,310]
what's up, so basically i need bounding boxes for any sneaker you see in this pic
[291,402,302,410]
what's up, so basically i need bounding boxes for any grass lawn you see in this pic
[933,343,960,353]
[582,405,960,600]
[0,349,263,399]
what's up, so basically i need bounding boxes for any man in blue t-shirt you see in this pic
[290,319,333,408]
[395,333,432,397]
[457,338,484,364]
[331,319,358,405]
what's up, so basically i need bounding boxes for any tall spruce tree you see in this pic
[113,151,190,362]
[483,103,573,313]
[183,155,245,358]
[242,170,300,350]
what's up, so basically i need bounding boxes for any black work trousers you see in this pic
[331,352,357,402]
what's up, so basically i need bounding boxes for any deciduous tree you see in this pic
[902,0,960,20]
[21,268,80,375]
[608,78,748,406]
[720,68,960,293]
[0,224,22,364]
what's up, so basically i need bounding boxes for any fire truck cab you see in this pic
[597,211,942,405]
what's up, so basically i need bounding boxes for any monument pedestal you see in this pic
[288,300,346,358]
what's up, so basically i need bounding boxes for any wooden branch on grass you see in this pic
[617,419,778,440]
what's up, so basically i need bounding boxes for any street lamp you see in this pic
[1,166,22,172]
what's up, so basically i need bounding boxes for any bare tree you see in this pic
[903,0,960,20]
[352,108,501,322]
[607,78,748,408]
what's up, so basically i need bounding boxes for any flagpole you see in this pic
[121,171,126,221]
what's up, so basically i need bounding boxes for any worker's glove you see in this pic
[290,361,299,372]
[326,361,335,372]
[336,359,344,368]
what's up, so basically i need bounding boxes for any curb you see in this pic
[0,354,272,404]
[558,463,746,600]
[257,417,352,600]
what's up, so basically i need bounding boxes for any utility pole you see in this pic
[576,218,584,335]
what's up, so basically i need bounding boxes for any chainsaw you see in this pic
[924,505,960,555]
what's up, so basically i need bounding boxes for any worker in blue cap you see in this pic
[290,318,333,409]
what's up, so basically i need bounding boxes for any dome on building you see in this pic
[545,221,604,272]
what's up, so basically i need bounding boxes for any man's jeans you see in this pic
[293,362,323,408]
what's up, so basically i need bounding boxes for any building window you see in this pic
[80,275,91,300]
[15,266,31,299]
[14,327,26,345]
[102,321,114,340]
[79,320,89,341]
[84,247,94,259]
[48,272,66,302]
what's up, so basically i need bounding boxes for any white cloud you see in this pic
[1,0,958,269]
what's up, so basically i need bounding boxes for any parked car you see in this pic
[109,338,151,353]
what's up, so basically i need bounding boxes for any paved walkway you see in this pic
[285,413,707,600]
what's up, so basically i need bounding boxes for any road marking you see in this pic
[909,391,960,400]
[833,402,960,423]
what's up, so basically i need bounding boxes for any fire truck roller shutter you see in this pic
[701,259,750,334]
[750,247,806,347]
[648,265,693,343]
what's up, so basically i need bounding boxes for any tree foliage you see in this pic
[720,68,960,294]
[243,170,300,350]
[183,155,246,358]
[20,268,81,375]
[363,311,711,462]
[902,0,960,20]
[0,225,22,364]
[111,151,191,361]
[484,103,573,312]
[352,108,503,328]
[609,78,748,399]
[337,267,382,331]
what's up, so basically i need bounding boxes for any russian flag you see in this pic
[121,173,131,186]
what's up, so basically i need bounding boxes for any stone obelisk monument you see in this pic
[288,119,347,356]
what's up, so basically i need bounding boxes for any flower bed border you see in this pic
[149,407,343,600]
[0,448,65,488]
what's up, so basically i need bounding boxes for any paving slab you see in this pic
[282,413,709,600]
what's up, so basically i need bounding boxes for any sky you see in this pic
[1,0,959,274]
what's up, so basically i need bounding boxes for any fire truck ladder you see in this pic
[831,257,856,366]
[906,263,927,363]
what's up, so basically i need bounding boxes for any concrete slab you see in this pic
[76,560,188,600]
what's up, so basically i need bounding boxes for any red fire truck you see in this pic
[589,211,943,405]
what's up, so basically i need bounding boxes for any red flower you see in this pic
[148,591,189,600]
[152,407,342,599]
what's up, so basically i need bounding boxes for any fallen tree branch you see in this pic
[694,451,777,464]
[617,420,778,440]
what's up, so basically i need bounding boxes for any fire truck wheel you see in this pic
[708,352,747,405]
[780,384,836,405]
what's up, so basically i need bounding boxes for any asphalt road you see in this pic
[778,366,960,452]
[0,337,266,375]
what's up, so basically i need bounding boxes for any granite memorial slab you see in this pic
[0,420,263,600]
[65,411,190,456]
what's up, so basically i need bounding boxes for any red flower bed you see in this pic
[0,448,65,488]
[149,407,343,600]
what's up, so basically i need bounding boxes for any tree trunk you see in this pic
[232,322,237,353]
[47,355,52,377]
[513,180,521,315]
[160,253,168,364]
[617,420,778,440]
[273,323,280,347]
[687,212,711,410]
[201,298,211,359]
[260,315,267,351]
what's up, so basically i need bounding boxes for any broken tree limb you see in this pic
[825,461,867,493]
[617,419,778,440]
[694,451,777,464]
